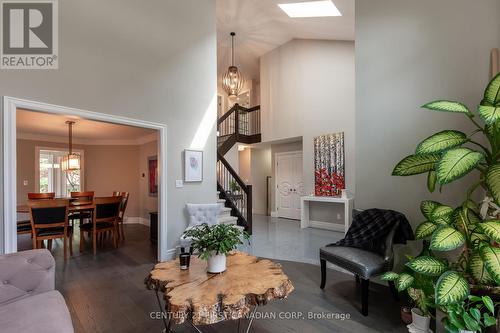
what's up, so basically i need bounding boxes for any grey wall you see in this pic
[261,39,356,198]
[356,0,500,226]
[0,0,217,254]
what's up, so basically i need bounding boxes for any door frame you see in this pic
[1,96,169,261]
[274,150,303,219]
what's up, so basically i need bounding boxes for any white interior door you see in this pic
[276,152,303,220]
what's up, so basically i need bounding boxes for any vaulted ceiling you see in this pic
[217,0,355,81]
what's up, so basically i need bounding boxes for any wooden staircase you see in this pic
[217,103,261,234]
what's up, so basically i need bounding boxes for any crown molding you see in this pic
[17,132,157,146]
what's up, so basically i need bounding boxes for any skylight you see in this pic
[278,0,342,18]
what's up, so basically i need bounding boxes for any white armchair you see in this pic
[180,203,222,252]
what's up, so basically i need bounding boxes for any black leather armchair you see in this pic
[320,220,400,316]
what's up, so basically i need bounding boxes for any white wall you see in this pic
[260,39,356,200]
[0,0,217,254]
[356,0,500,224]
[250,148,272,215]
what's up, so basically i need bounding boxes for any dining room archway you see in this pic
[1,96,169,261]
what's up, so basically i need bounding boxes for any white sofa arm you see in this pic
[0,249,55,306]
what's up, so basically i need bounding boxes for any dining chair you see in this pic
[28,192,55,200]
[79,196,121,255]
[18,193,56,239]
[69,191,95,224]
[112,191,129,241]
[28,199,72,259]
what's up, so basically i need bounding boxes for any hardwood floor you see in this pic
[17,225,407,333]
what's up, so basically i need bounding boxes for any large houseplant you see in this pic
[183,223,249,273]
[385,73,500,328]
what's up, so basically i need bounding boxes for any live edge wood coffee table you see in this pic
[145,251,294,333]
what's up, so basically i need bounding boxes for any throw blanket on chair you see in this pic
[327,208,414,255]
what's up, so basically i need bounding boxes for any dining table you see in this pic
[17,198,95,214]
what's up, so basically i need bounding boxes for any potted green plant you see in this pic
[182,223,249,273]
[388,73,500,328]
[442,295,497,333]
[383,247,438,332]
[229,180,241,194]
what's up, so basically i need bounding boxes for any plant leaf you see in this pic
[478,105,500,124]
[480,245,500,285]
[479,220,500,243]
[486,164,500,206]
[427,170,436,192]
[381,271,399,281]
[422,100,471,114]
[435,271,469,305]
[484,313,497,327]
[396,273,414,291]
[482,72,500,105]
[482,296,495,315]
[392,154,440,176]
[463,312,481,332]
[431,205,454,225]
[406,256,447,276]
[470,308,481,322]
[415,222,438,239]
[430,226,465,251]
[436,148,483,184]
[420,200,441,220]
[415,130,468,155]
[432,205,454,220]
[470,251,495,285]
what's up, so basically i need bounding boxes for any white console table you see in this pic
[300,195,354,234]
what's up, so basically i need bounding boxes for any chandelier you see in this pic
[222,32,245,97]
[61,121,81,171]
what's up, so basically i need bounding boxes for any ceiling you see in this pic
[217,0,355,81]
[17,109,157,145]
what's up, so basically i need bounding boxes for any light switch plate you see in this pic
[175,180,183,188]
[23,180,28,186]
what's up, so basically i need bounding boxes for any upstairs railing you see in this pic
[217,104,261,155]
[217,152,252,233]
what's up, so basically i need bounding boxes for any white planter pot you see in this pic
[458,330,476,333]
[207,253,226,273]
[409,308,431,332]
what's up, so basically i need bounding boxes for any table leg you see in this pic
[243,305,258,333]
[154,289,172,333]
[187,305,258,333]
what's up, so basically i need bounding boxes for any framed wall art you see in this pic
[184,150,203,182]
[314,132,345,196]
[148,155,158,196]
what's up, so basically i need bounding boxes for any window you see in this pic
[36,148,84,197]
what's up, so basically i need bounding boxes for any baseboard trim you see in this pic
[123,216,150,227]
[309,220,344,232]
[270,211,278,217]
[164,248,177,260]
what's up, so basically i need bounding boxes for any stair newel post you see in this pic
[247,184,252,234]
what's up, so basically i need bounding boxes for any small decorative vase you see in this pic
[207,253,226,273]
[407,308,431,333]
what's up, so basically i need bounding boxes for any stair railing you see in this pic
[217,152,252,233]
[217,104,261,155]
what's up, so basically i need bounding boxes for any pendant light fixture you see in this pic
[61,121,80,171]
[222,32,245,97]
